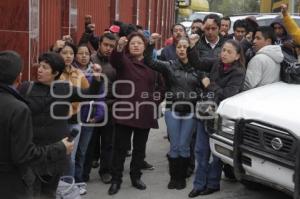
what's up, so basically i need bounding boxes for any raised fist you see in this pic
[281,4,288,16]
[189,34,200,48]
[85,23,95,34]
[117,36,128,51]
[92,63,102,81]
[84,15,92,25]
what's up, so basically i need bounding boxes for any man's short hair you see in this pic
[233,19,247,31]
[0,51,22,85]
[221,16,231,27]
[171,23,187,33]
[38,52,65,80]
[99,33,117,44]
[255,26,276,44]
[203,14,221,28]
[192,18,203,24]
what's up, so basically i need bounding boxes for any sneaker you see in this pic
[79,186,87,195]
[76,183,87,195]
[141,161,154,170]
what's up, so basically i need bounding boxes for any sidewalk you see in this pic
[83,118,291,199]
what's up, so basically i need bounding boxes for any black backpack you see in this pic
[280,51,300,84]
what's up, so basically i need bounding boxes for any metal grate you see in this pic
[241,122,296,159]
[263,132,294,154]
[243,125,260,146]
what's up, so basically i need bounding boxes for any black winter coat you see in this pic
[187,46,246,104]
[91,52,117,106]
[208,61,246,104]
[195,36,226,60]
[0,83,66,199]
[19,78,101,176]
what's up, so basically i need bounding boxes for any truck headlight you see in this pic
[218,117,235,139]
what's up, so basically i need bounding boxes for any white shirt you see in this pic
[205,36,220,49]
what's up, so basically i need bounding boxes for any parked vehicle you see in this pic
[229,13,300,33]
[256,14,300,26]
[209,82,300,198]
[188,11,223,21]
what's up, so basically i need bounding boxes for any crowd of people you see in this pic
[1,3,300,199]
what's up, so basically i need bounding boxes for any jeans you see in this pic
[164,111,196,158]
[75,126,94,182]
[193,120,223,190]
[65,123,81,177]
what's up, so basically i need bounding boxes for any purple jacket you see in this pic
[110,50,163,129]
[76,63,105,123]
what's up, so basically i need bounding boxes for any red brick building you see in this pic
[0,0,175,80]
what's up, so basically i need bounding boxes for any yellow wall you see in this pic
[178,0,209,17]
[190,0,209,11]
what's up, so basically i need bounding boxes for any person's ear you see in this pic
[13,73,22,87]
[235,54,240,61]
[266,38,272,45]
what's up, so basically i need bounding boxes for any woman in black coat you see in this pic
[144,34,207,190]
[188,39,246,197]
[19,52,102,198]
[0,51,73,199]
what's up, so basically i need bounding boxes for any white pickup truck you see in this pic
[209,82,300,198]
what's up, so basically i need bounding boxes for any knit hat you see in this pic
[0,50,22,85]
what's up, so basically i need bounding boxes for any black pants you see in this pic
[111,123,150,184]
[0,172,32,199]
[82,118,114,179]
[32,173,61,199]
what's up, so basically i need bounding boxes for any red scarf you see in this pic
[223,63,231,71]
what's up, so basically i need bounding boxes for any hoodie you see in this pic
[244,45,284,90]
[270,17,291,45]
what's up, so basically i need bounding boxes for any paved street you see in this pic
[83,118,292,199]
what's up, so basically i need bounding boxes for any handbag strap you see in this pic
[59,176,75,194]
